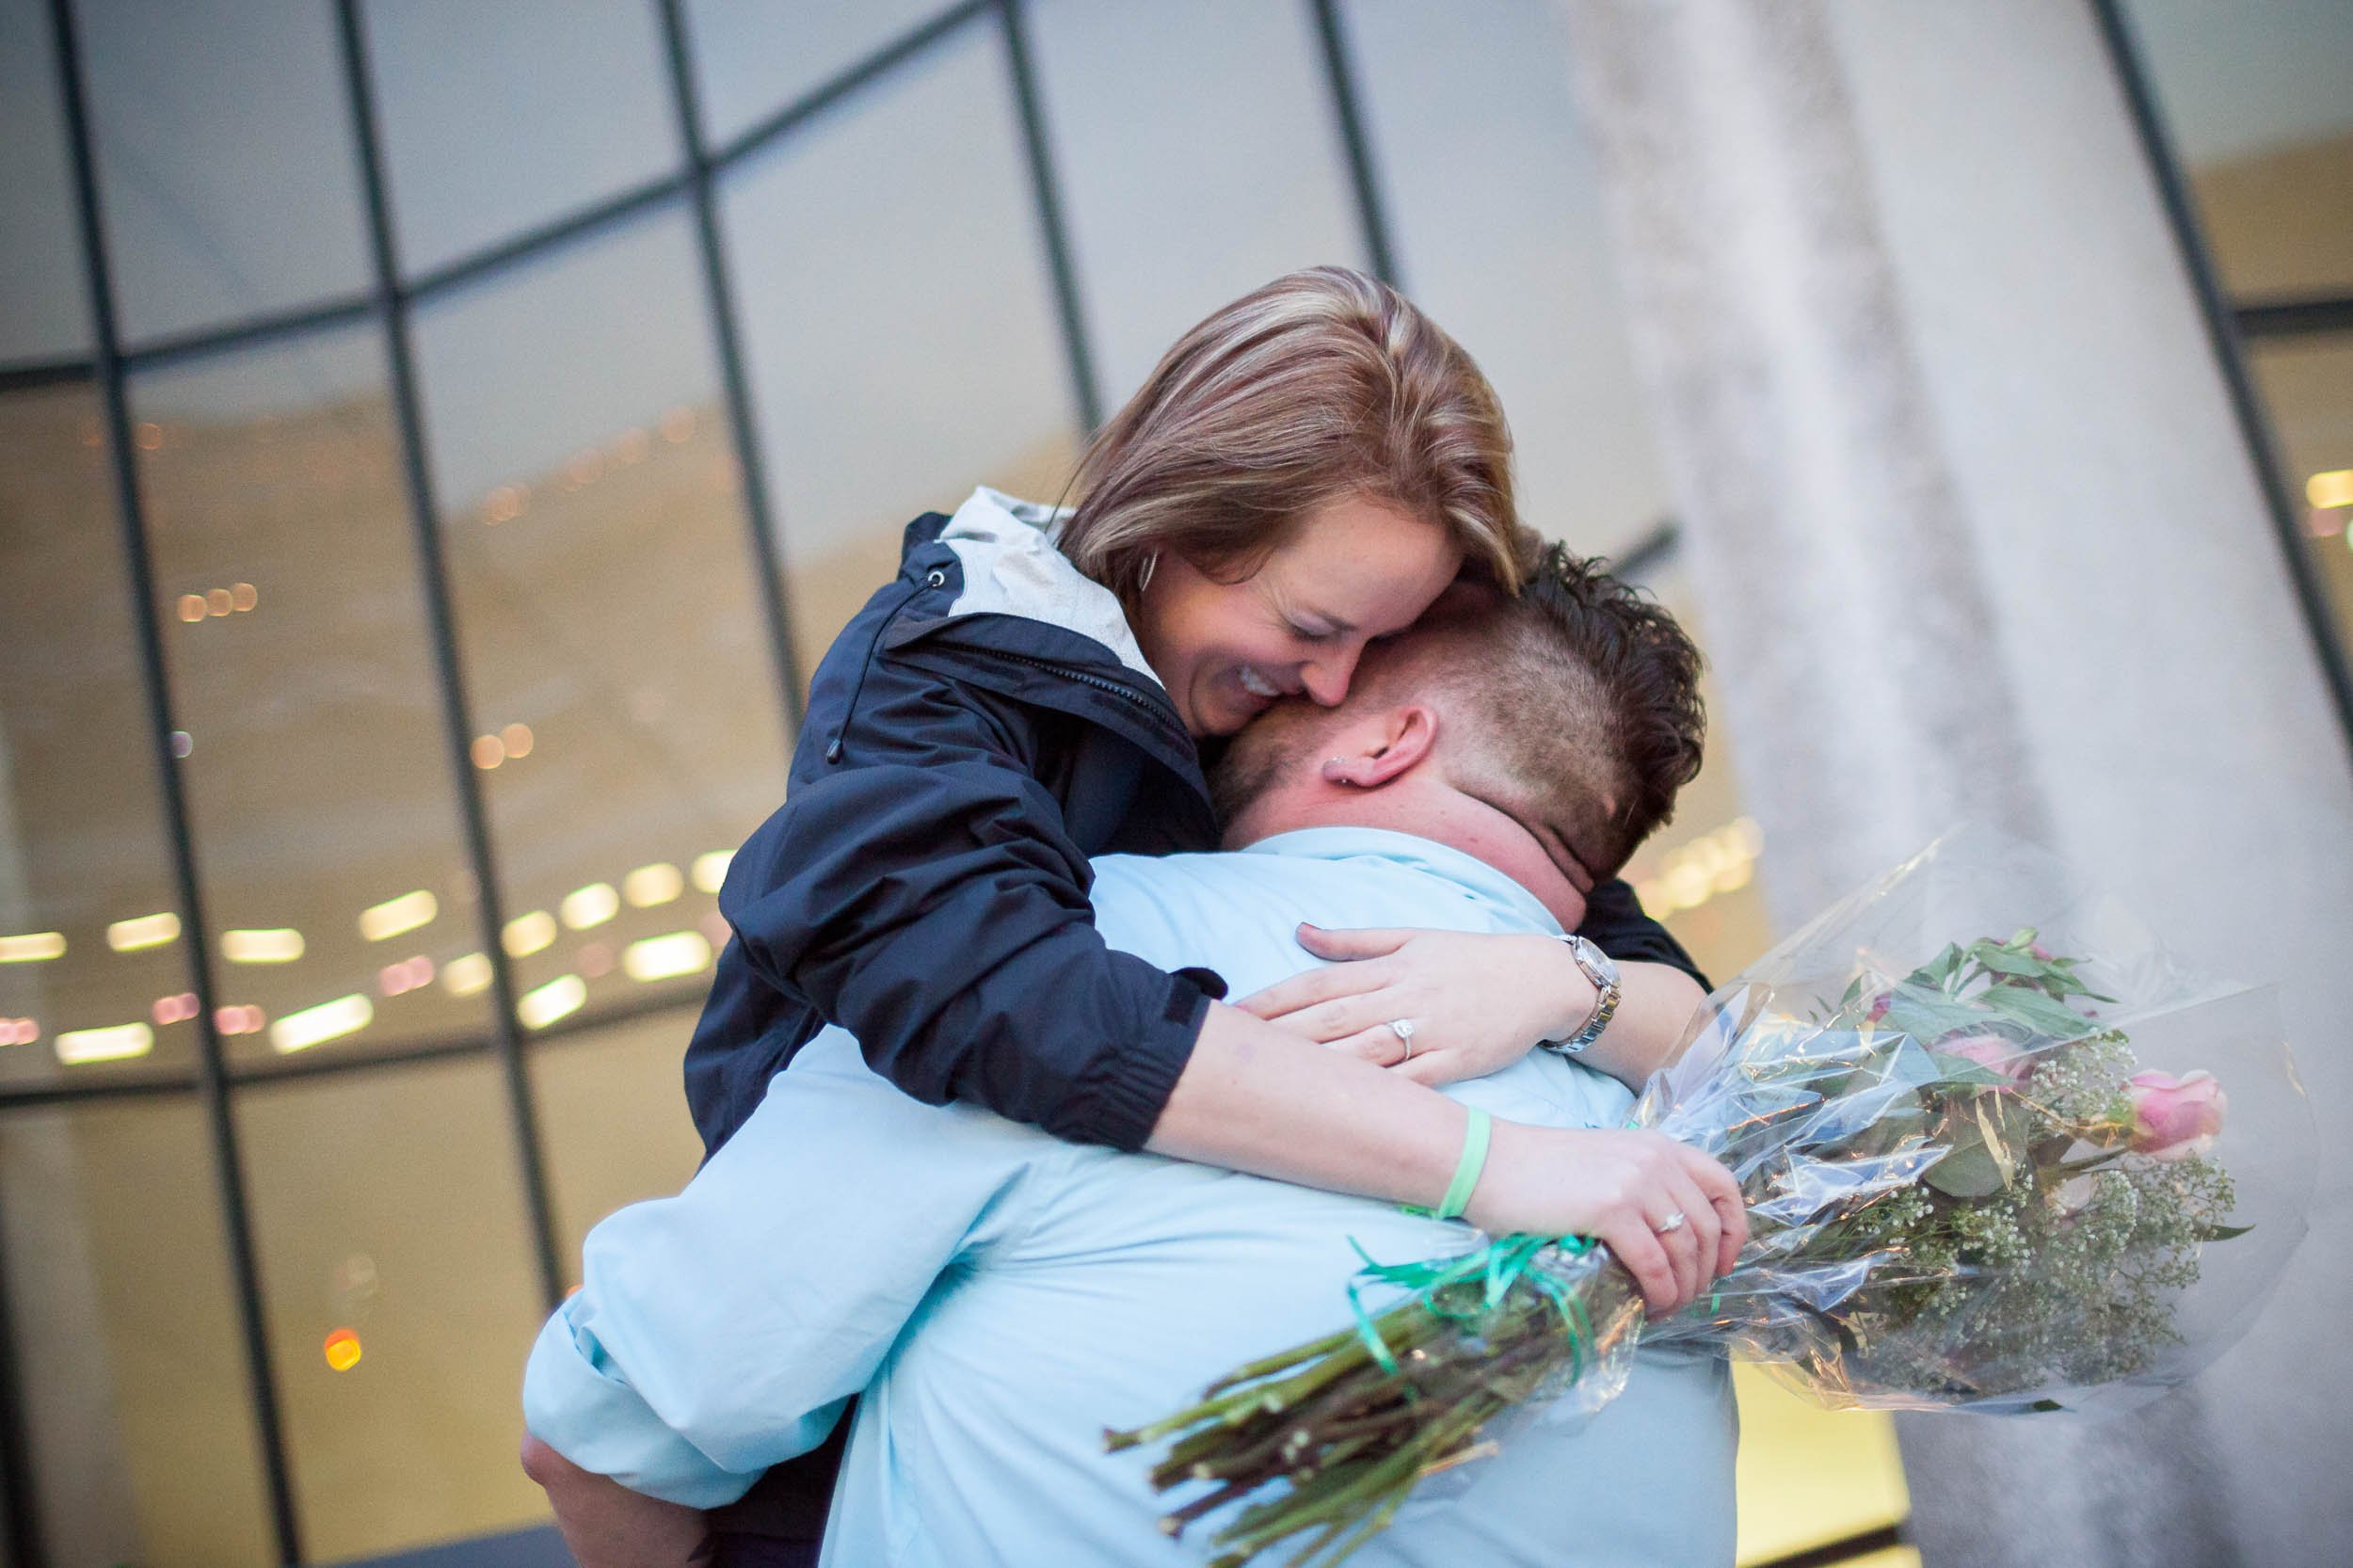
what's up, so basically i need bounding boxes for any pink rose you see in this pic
[2028,942,2054,961]
[2126,1069,2227,1160]
[1942,1033,2034,1086]
[1865,992,1892,1023]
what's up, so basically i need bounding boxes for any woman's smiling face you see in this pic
[1131,493,1465,737]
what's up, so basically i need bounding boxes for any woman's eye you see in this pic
[1289,622,1338,644]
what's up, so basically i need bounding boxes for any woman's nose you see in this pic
[1300,647,1360,707]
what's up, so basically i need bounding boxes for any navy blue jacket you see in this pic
[681,493,1706,1547]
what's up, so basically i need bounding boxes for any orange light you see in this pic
[231,582,258,612]
[324,1328,362,1372]
[471,733,504,770]
[205,588,232,616]
[136,422,163,451]
[178,594,207,623]
[500,722,534,759]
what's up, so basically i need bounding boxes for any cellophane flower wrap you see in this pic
[1107,827,2313,1568]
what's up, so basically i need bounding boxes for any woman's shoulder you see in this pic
[924,486,1158,684]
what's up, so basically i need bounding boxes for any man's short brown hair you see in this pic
[1357,546,1706,882]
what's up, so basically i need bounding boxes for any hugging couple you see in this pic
[522,266,1750,1566]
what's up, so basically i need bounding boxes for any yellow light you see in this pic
[359,889,438,942]
[0,932,68,964]
[231,582,258,612]
[1665,862,1713,909]
[442,951,494,997]
[471,733,505,770]
[1634,879,1669,918]
[177,594,207,623]
[517,974,585,1030]
[108,912,182,952]
[1731,816,1765,857]
[500,721,535,759]
[691,850,732,894]
[1713,856,1754,894]
[205,587,233,616]
[624,931,713,984]
[324,1328,362,1372]
[560,883,619,930]
[222,928,304,964]
[503,910,556,956]
[269,994,373,1054]
[56,1022,153,1064]
[623,862,684,907]
[2308,470,2353,510]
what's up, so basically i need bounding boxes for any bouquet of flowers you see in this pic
[1105,828,2313,1568]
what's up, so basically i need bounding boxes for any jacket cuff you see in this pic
[1058,966,1211,1152]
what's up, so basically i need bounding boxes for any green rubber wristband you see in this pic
[1436,1107,1492,1222]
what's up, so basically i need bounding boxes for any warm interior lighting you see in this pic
[624,931,713,984]
[471,733,505,770]
[151,992,200,1026]
[503,911,557,957]
[2308,469,2353,510]
[222,928,305,964]
[215,1004,265,1035]
[691,850,733,894]
[560,883,620,930]
[517,974,586,1030]
[108,911,183,952]
[378,956,435,997]
[56,1022,154,1065]
[1635,816,1766,920]
[500,721,535,759]
[0,932,68,963]
[624,862,685,907]
[359,889,439,942]
[270,994,373,1053]
[442,952,494,997]
[178,594,208,622]
[0,1018,41,1048]
[324,1328,362,1372]
[231,582,258,611]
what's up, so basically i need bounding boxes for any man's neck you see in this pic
[1225,782,1586,929]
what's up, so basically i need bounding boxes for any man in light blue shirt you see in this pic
[524,571,1742,1566]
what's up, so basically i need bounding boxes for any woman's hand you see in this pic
[1236,925,1596,1086]
[1467,1122,1748,1319]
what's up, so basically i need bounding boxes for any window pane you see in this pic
[361,0,682,279]
[238,1057,549,1561]
[1025,0,1366,406]
[0,1099,275,1567]
[1343,0,1673,558]
[2251,332,2353,658]
[0,0,94,362]
[529,1004,704,1288]
[718,18,1079,672]
[684,0,958,149]
[0,384,200,1086]
[2122,0,2353,299]
[76,0,371,346]
[410,206,790,1032]
[130,328,496,1067]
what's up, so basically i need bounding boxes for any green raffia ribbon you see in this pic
[1343,1231,1598,1379]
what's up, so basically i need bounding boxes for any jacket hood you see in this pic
[934,487,1165,690]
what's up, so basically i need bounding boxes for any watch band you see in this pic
[1545,934,1621,1057]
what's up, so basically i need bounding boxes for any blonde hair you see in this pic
[1058,267,1538,603]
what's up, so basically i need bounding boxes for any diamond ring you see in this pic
[1655,1211,1688,1234]
[1385,1018,1416,1060]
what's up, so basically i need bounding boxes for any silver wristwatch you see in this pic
[1542,934,1620,1058]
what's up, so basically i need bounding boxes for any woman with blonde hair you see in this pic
[557,267,1722,1565]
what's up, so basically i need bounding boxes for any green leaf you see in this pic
[1904,943,1966,991]
[2197,1223,2255,1242]
[1975,984,2100,1041]
[1973,946,2047,979]
[1924,1135,2008,1198]
[1926,1053,2019,1089]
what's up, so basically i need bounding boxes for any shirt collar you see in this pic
[1238,826,1565,936]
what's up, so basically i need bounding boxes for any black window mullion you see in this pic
[999,0,1104,433]
[328,0,567,1315]
[41,0,303,1560]
[1308,0,1401,290]
[654,0,808,731]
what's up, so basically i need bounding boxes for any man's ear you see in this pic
[1319,706,1437,790]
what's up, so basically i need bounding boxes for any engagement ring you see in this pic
[1655,1211,1688,1234]
[1385,1018,1417,1060]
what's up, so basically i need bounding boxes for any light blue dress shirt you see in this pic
[524,827,1737,1566]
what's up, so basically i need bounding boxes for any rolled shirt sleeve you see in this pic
[522,1034,1052,1501]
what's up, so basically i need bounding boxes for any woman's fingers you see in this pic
[1322,1023,1409,1066]
[1678,1147,1749,1275]
[1292,923,1415,962]
[1604,1220,1681,1318]
[1232,951,1398,1020]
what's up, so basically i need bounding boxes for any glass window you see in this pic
[2121,0,2353,300]
[529,1004,705,1286]
[1341,0,1673,559]
[2251,332,2353,653]
[684,0,959,150]
[360,0,682,280]
[0,0,93,362]
[718,17,1080,673]
[75,0,372,347]
[1024,0,1367,408]
[0,1100,276,1567]
[237,1057,550,1561]
[409,205,790,1032]
[129,328,496,1067]
[0,384,200,1087]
